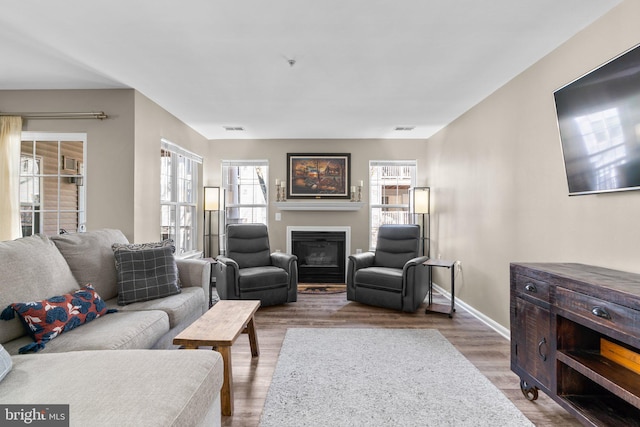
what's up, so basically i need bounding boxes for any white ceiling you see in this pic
[0,0,621,140]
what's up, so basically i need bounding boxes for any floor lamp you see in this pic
[203,186,220,259]
[413,187,430,257]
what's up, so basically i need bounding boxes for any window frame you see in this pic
[160,138,202,257]
[19,132,87,237]
[368,160,417,250]
[221,160,269,254]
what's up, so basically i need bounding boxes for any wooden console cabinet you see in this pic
[511,263,640,426]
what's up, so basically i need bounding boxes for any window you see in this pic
[221,160,269,249]
[19,132,86,236]
[160,138,202,255]
[369,160,417,250]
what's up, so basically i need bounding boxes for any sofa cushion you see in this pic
[0,344,11,382]
[112,240,180,305]
[108,287,205,329]
[2,310,169,355]
[51,229,129,301]
[2,284,115,353]
[0,349,223,427]
[0,234,80,345]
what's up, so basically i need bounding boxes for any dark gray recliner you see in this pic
[347,224,428,312]
[214,223,298,306]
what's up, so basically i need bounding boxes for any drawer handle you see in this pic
[524,283,537,293]
[591,306,612,320]
[538,337,547,362]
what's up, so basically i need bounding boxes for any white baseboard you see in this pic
[429,283,510,341]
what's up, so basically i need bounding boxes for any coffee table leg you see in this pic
[246,316,260,357]
[218,346,234,416]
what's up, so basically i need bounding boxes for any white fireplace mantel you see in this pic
[274,201,364,211]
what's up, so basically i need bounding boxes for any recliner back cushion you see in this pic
[52,229,129,301]
[374,225,420,269]
[0,234,80,344]
[226,224,271,269]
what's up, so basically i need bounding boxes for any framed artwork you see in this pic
[287,153,351,199]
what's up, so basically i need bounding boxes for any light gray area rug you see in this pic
[259,328,533,427]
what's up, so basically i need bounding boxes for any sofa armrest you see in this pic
[176,259,210,298]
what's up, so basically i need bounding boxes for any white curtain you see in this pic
[0,116,23,241]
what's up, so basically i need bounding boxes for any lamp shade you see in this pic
[204,187,220,211]
[413,187,430,214]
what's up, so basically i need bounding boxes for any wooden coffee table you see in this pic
[173,300,261,416]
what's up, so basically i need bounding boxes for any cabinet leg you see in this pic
[520,379,539,401]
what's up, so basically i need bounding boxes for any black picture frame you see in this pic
[287,153,351,199]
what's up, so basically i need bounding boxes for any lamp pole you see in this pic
[413,187,430,258]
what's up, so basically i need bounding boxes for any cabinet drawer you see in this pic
[556,287,640,338]
[515,274,550,303]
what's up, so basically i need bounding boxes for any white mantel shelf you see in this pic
[274,201,365,211]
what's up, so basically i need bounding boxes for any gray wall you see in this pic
[0,89,209,243]
[205,139,429,254]
[426,0,640,329]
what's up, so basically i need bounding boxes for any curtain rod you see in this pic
[0,112,108,120]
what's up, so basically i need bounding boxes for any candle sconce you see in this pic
[275,179,286,202]
[355,180,364,202]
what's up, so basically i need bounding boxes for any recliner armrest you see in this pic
[403,256,429,270]
[215,255,239,270]
[271,252,297,273]
[401,256,429,297]
[214,255,241,298]
[348,252,375,271]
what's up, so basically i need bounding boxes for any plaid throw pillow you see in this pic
[112,239,180,305]
[0,284,115,353]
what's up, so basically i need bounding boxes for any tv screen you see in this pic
[554,43,640,195]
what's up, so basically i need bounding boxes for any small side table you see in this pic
[423,259,456,318]
[203,257,218,308]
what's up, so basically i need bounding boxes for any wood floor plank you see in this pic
[219,292,580,427]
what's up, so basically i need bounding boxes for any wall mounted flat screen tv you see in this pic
[554,43,640,195]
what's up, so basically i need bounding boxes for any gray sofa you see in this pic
[0,229,224,427]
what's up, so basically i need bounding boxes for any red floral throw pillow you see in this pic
[0,284,116,353]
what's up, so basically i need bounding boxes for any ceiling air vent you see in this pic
[223,126,245,131]
[394,126,415,131]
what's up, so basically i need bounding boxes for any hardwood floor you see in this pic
[220,291,580,427]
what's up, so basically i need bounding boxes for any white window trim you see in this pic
[368,160,418,250]
[221,159,269,218]
[20,132,87,235]
[161,138,202,257]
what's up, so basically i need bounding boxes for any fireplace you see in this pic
[287,226,350,284]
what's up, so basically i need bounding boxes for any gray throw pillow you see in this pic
[112,240,180,305]
[0,344,11,382]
